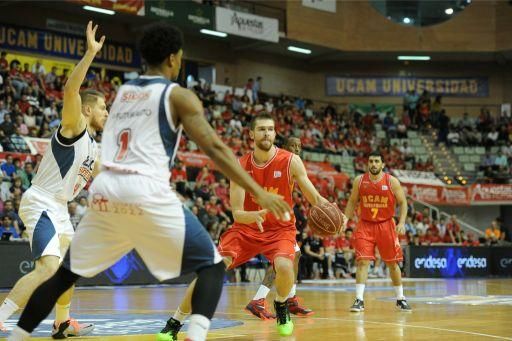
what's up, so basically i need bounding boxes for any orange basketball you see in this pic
[308,202,344,236]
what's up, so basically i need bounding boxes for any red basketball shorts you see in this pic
[218,227,296,270]
[354,218,403,262]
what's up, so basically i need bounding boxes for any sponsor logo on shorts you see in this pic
[382,185,388,190]
[274,171,281,178]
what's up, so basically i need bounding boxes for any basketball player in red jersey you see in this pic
[160,113,335,338]
[344,151,412,312]
[246,136,314,320]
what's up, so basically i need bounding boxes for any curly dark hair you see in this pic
[138,22,183,67]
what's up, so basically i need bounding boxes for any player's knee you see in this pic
[274,257,294,277]
[34,256,60,279]
[197,261,226,281]
[356,259,371,268]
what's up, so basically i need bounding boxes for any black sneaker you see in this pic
[350,298,365,312]
[396,299,412,312]
[156,317,183,341]
[274,300,294,336]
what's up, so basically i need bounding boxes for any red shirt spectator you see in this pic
[196,166,216,186]
[322,236,336,249]
[171,164,187,182]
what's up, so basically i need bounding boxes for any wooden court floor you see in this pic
[1,278,511,340]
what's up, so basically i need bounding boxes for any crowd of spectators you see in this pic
[1,53,511,282]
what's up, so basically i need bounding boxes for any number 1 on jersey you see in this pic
[371,208,379,219]
[115,129,131,161]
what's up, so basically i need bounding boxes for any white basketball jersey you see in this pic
[32,128,98,202]
[102,76,182,183]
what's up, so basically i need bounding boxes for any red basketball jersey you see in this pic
[358,172,396,222]
[234,147,295,235]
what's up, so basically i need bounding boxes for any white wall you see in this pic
[437,205,501,231]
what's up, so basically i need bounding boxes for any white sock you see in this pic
[355,284,365,301]
[7,326,30,341]
[287,284,296,299]
[173,307,189,323]
[0,298,19,323]
[394,285,405,300]
[253,285,271,301]
[186,314,210,341]
[55,303,71,323]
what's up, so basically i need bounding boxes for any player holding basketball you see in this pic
[345,151,412,312]
[7,23,289,341]
[0,21,107,338]
[159,114,338,338]
[246,136,314,320]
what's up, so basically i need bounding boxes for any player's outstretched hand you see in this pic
[255,191,290,222]
[86,21,106,55]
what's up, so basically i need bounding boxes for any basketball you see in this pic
[308,201,344,236]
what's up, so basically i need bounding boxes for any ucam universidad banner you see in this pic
[0,23,140,69]
[326,76,489,97]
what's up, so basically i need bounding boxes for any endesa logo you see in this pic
[414,256,447,269]
[457,256,487,269]
[121,91,151,102]
[500,258,512,268]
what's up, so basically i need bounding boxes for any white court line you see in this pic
[316,317,512,340]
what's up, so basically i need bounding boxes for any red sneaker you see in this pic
[245,298,276,320]
[287,295,314,316]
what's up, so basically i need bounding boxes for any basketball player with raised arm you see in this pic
[246,136,314,320]
[0,21,107,339]
[158,114,341,339]
[7,22,289,341]
[344,152,412,312]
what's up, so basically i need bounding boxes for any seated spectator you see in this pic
[0,215,20,240]
[1,114,16,136]
[171,159,188,195]
[462,232,480,247]
[322,236,337,279]
[494,150,508,172]
[1,154,16,181]
[447,126,460,146]
[303,233,325,279]
[196,165,216,187]
[485,126,499,147]
[480,152,495,174]
[444,215,461,244]
[485,220,501,241]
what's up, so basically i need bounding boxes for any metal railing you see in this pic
[408,196,485,237]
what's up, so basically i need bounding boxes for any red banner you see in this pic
[470,184,512,203]
[403,184,470,205]
[403,182,512,205]
[177,151,214,169]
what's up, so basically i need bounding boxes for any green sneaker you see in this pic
[274,300,294,336]
[156,317,183,341]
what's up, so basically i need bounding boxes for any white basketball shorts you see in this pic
[65,171,222,281]
[19,185,74,260]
